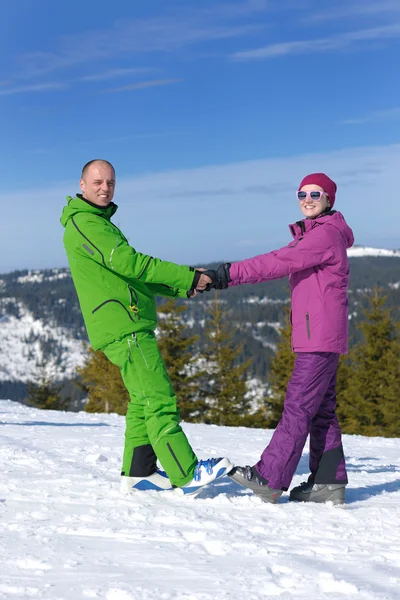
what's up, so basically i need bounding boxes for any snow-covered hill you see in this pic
[347,246,400,258]
[0,299,85,383]
[0,400,399,600]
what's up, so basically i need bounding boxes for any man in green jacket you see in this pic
[61,159,232,496]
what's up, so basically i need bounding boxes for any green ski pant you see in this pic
[103,330,197,487]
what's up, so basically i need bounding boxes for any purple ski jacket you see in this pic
[228,211,354,354]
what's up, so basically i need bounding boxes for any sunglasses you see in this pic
[297,190,328,202]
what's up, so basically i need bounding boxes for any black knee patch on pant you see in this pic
[124,444,157,477]
[314,445,348,484]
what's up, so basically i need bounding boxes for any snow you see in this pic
[16,270,71,285]
[0,301,86,382]
[245,377,268,411]
[244,297,290,305]
[1,401,399,600]
[347,246,400,258]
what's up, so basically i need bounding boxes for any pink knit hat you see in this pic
[298,173,337,207]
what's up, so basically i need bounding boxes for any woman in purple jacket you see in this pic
[211,173,354,504]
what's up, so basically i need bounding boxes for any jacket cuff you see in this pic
[227,262,239,286]
[189,270,201,291]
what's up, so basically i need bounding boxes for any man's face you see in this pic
[80,162,116,207]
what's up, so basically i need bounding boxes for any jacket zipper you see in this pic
[306,312,311,340]
[109,222,128,243]
[127,285,140,319]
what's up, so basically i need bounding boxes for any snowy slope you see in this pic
[1,401,399,600]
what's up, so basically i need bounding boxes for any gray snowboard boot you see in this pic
[229,465,283,503]
[289,481,346,505]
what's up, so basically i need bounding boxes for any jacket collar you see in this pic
[289,210,336,239]
[77,193,117,214]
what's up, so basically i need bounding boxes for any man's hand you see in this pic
[187,268,215,298]
[197,271,213,291]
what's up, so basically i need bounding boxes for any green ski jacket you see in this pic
[60,195,196,350]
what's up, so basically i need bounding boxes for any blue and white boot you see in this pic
[120,469,173,492]
[175,457,234,497]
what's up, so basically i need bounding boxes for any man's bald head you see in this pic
[81,159,115,180]
[80,160,116,207]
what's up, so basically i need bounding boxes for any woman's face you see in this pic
[298,184,330,219]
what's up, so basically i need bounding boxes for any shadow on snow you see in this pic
[199,453,400,504]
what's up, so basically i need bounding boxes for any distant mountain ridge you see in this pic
[1,247,399,402]
[347,246,400,258]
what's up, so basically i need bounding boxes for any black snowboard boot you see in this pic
[229,465,283,503]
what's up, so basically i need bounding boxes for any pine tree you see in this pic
[203,293,253,426]
[157,300,207,422]
[337,288,400,436]
[335,354,352,406]
[265,309,295,428]
[26,361,69,411]
[78,347,129,415]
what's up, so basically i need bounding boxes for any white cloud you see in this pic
[15,6,266,80]
[341,107,400,125]
[309,0,400,23]
[132,131,189,140]
[0,69,157,97]
[0,82,68,96]
[101,78,183,93]
[231,22,400,60]
[78,68,152,82]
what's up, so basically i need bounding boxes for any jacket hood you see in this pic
[289,210,354,250]
[60,195,118,228]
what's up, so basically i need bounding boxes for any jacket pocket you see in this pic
[306,312,311,340]
[92,299,137,322]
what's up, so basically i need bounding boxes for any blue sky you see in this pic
[0,0,399,272]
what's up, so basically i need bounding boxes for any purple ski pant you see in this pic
[255,352,348,491]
